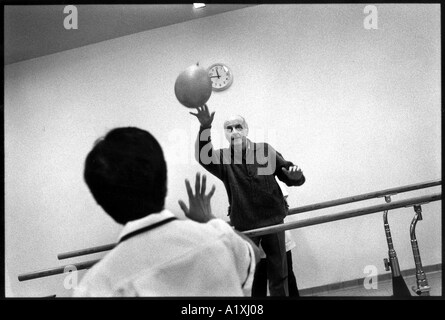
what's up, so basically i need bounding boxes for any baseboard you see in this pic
[299,263,442,296]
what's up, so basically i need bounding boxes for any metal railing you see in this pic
[17,179,441,296]
[244,193,441,237]
[57,243,116,260]
[54,179,441,260]
[288,179,441,215]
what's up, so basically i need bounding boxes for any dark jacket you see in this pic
[196,126,305,231]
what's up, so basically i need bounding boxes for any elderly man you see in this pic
[191,104,305,296]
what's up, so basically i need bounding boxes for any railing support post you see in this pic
[382,195,411,297]
[410,205,431,296]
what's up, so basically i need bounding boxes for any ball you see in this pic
[174,63,212,109]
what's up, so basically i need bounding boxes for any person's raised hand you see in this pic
[189,104,215,128]
[178,172,216,223]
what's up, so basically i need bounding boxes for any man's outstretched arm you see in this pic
[191,104,225,179]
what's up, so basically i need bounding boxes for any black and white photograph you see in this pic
[3,3,442,303]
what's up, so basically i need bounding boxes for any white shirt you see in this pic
[276,178,289,198]
[73,210,256,297]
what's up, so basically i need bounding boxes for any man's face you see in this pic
[224,117,248,146]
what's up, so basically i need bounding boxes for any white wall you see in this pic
[5,4,441,297]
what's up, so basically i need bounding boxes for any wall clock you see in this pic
[208,63,233,91]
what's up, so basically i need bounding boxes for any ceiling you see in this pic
[4,4,255,65]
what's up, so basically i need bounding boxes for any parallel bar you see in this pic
[288,179,441,215]
[58,243,116,260]
[21,193,441,282]
[18,259,99,282]
[57,179,441,260]
[243,193,441,237]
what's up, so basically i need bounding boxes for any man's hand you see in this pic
[189,104,215,128]
[179,172,216,223]
[281,165,303,181]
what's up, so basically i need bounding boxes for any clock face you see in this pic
[208,64,233,91]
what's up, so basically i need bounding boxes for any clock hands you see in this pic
[210,68,221,79]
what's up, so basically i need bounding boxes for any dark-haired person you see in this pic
[73,127,259,297]
[191,105,305,296]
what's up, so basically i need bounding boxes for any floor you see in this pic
[303,271,442,297]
